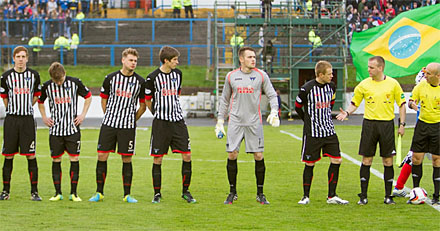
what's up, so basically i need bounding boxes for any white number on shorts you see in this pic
[77,141,81,152]
[30,141,35,149]
[128,140,134,150]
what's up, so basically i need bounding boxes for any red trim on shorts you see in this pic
[302,157,321,163]
[0,94,7,98]
[2,152,19,156]
[67,152,79,157]
[150,153,167,157]
[38,99,44,104]
[178,89,182,95]
[118,152,134,156]
[98,150,115,154]
[100,93,109,99]
[145,95,153,100]
[20,153,36,156]
[172,150,191,154]
[33,92,41,97]
[84,92,92,99]
[295,102,303,108]
[139,98,145,103]
[51,152,65,159]
[323,153,341,159]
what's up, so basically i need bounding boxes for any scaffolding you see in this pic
[214,0,348,115]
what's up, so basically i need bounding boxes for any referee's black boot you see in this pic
[357,193,368,205]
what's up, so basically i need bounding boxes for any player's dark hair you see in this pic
[315,60,332,77]
[48,62,66,82]
[122,48,139,58]
[369,56,385,68]
[13,46,28,57]
[159,46,180,63]
[238,46,256,58]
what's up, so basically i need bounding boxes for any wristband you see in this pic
[345,110,350,117]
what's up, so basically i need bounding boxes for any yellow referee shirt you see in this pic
[352,76,405,121]
[410,79,440,123]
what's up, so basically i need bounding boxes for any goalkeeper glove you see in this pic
[215,119,226,139]
[266,109,280,127]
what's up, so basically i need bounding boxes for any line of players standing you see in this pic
[0,45,439,206]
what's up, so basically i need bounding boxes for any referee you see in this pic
[38,62,92,202]
[407,62,440,205]
[0,46,42,201]
[337,56,406,205]
[89,48,147,203]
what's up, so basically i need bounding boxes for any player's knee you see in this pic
[121,156,132,163]
[153,156,163,165]
[97,152,109,161]
[228,151,238,160]
[362,157,373,166]
[5,156,14,160]
[69,155,79,162]
[330,157,342,164]
[432,155,440,167]
[382,157,393,166]
[254,152,264,161]
[26,155,36,160]
[182,153,191,162]
[52,157,62,162]
[412,153,424,165]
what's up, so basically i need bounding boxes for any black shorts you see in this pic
[359,119,395,157]
[97,125,136,156]
[410,120,440,155]
[149,119,191,157]
[301,134,341,163]
[50,132,81,158]
[2,115,36,156]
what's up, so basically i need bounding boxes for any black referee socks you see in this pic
[359,164,371,197]
[412,164,423,188]
[383,165,394,197]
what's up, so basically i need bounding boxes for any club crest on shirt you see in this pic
[171,78,177,82]
[128,82,136,87]
[250,77,256,81]
[24,77,31,81]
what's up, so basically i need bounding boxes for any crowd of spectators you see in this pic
[0,0,109,41]
[346,0,439,43]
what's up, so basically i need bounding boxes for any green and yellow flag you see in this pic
[350,4,440,81]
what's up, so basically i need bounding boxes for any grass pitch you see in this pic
[0,125,438,230]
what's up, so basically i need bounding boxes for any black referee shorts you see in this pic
[359,119,395,157]
[2,115,36,156]
[149,118,191,157]
[301,134,341,163]
[97,125,136,156]
[410,120,440,155]
[49,132,81,158]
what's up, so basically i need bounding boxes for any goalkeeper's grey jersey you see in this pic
[218,68,278,126]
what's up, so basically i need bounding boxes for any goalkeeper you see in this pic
[215,46,279,205]
[295,61,348,205]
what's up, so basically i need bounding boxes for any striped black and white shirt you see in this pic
[295,79,336,138]
[100,70,145,129]
[145,68,184,122]
[39,76,91,136]
[0,68,41,116]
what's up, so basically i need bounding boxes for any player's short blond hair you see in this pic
[48,62,66,82]
[315,60,332,77]
[122,48,139,58]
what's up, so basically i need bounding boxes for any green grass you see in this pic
[0,125,438,230]
[29,65,212,88]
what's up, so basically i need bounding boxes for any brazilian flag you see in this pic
[350,4,440,81]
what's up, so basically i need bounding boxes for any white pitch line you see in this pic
[280,130,440,212]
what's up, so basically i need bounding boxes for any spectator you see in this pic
[93,0,99,14]
[385,2,395,17]
[183,0,194,18]
[28,32,43,66]
[54,34,70,64]
[75,9,84,36]
[47,0,58,14]
[65,10,72,38]
[1,30,9,65]
[261,0,273,21]
[262,39,275,74]
[172,0,182,18]
[358,0,366,13]
[59,0,69,12]
[362,23,369,31]
[69,0,79,18]
[102,0,108,18]
[81,0,90,17]
[361,5,371,22]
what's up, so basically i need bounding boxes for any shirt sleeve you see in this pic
[0,75,8,98]
[38,82,48,104]
[261,71,278,111]
[145,74,154,101]
[33,72,41,97]
[351,83,364,107]
[139,79,146,103]
[409,83,420,103]
[218,72,233,121]
[100,75,110,99]
[77,78,91,99]
[394,81,406,106]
